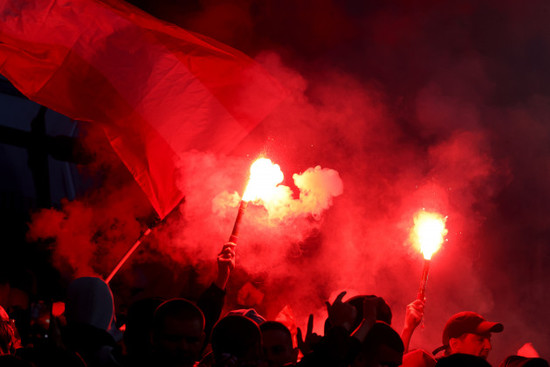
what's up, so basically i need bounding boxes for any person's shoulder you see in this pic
[499,355,549,367]
[435,353,492,367]
[402,349,437,367]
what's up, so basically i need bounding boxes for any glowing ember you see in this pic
[242,158,284,203]
[411,210,448,260]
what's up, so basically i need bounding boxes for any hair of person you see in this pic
[347,295,392,325]
[124,296,166,353]
[362,321,404,355]
[325,295,393,335]
[152,298,205,332]
[259,321,292,340]
[211,315,262,360]
[442,333,475,356]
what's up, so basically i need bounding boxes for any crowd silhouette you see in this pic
[0,242,547,367]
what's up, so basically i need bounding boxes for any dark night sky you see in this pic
[1,0,550,364]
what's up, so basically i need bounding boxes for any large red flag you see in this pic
[0,0,285,218]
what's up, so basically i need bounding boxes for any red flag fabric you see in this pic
[0,0,285,218]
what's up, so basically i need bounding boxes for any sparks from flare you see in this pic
[411,210,448,260]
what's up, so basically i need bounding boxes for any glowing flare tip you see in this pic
[241,158,284,203]
[412,211,448,260]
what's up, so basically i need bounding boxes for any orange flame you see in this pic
[242,158,284,203]
[411,210,448,260]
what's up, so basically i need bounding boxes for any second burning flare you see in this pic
[410,210,448,300]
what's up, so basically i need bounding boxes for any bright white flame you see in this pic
[411,210,448,260]
[242,158,284,203]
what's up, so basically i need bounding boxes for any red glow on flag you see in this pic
[0,0,285,219]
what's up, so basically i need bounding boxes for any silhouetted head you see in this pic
[124,296,165,358]
[352,321,404,367]
[260,321,297,367]
[347,295,392,325]
[65,277,116,332]
[324,294,392,334]
[211,315,264,367]
[226,308,266,326]
[151,298,206,367]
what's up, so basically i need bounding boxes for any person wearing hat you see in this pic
[435,311,503,360]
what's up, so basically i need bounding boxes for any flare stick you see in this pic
[228,200,248,244]
[417,258,431,300]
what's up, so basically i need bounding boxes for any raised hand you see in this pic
[350,296,378,342]
[297,314,322,356]
[404,298,424,331]
[326,291,356,332]
[214,242,236,290]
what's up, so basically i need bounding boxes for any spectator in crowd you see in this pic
[435,311,503,360]
[260,321,298,367]
[297,291,378,367]
[351,321,405,367]
[123,296,165,367]
[211,314,264,367]
[63,276,122,367]
[151,298,206,367]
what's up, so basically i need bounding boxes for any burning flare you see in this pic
[411,210,448,260]
[228,157,284,244]
[242,158,284,203]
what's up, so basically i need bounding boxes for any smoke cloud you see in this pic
[24,0,550,363]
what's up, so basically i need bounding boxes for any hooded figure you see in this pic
[63,277,121,367]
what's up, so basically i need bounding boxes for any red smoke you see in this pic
[25,0,550,363]
[26,127,153,280]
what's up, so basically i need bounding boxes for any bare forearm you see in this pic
[401,326,415,353]
[214,271,230,290]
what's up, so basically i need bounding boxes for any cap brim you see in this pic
[477,321,504,334]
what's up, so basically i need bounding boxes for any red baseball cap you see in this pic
[442,311,504,346]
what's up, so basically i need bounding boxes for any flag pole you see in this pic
[105,228,152,284]
[104,198,184,284]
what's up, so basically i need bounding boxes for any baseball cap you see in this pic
[442,311,503,346]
